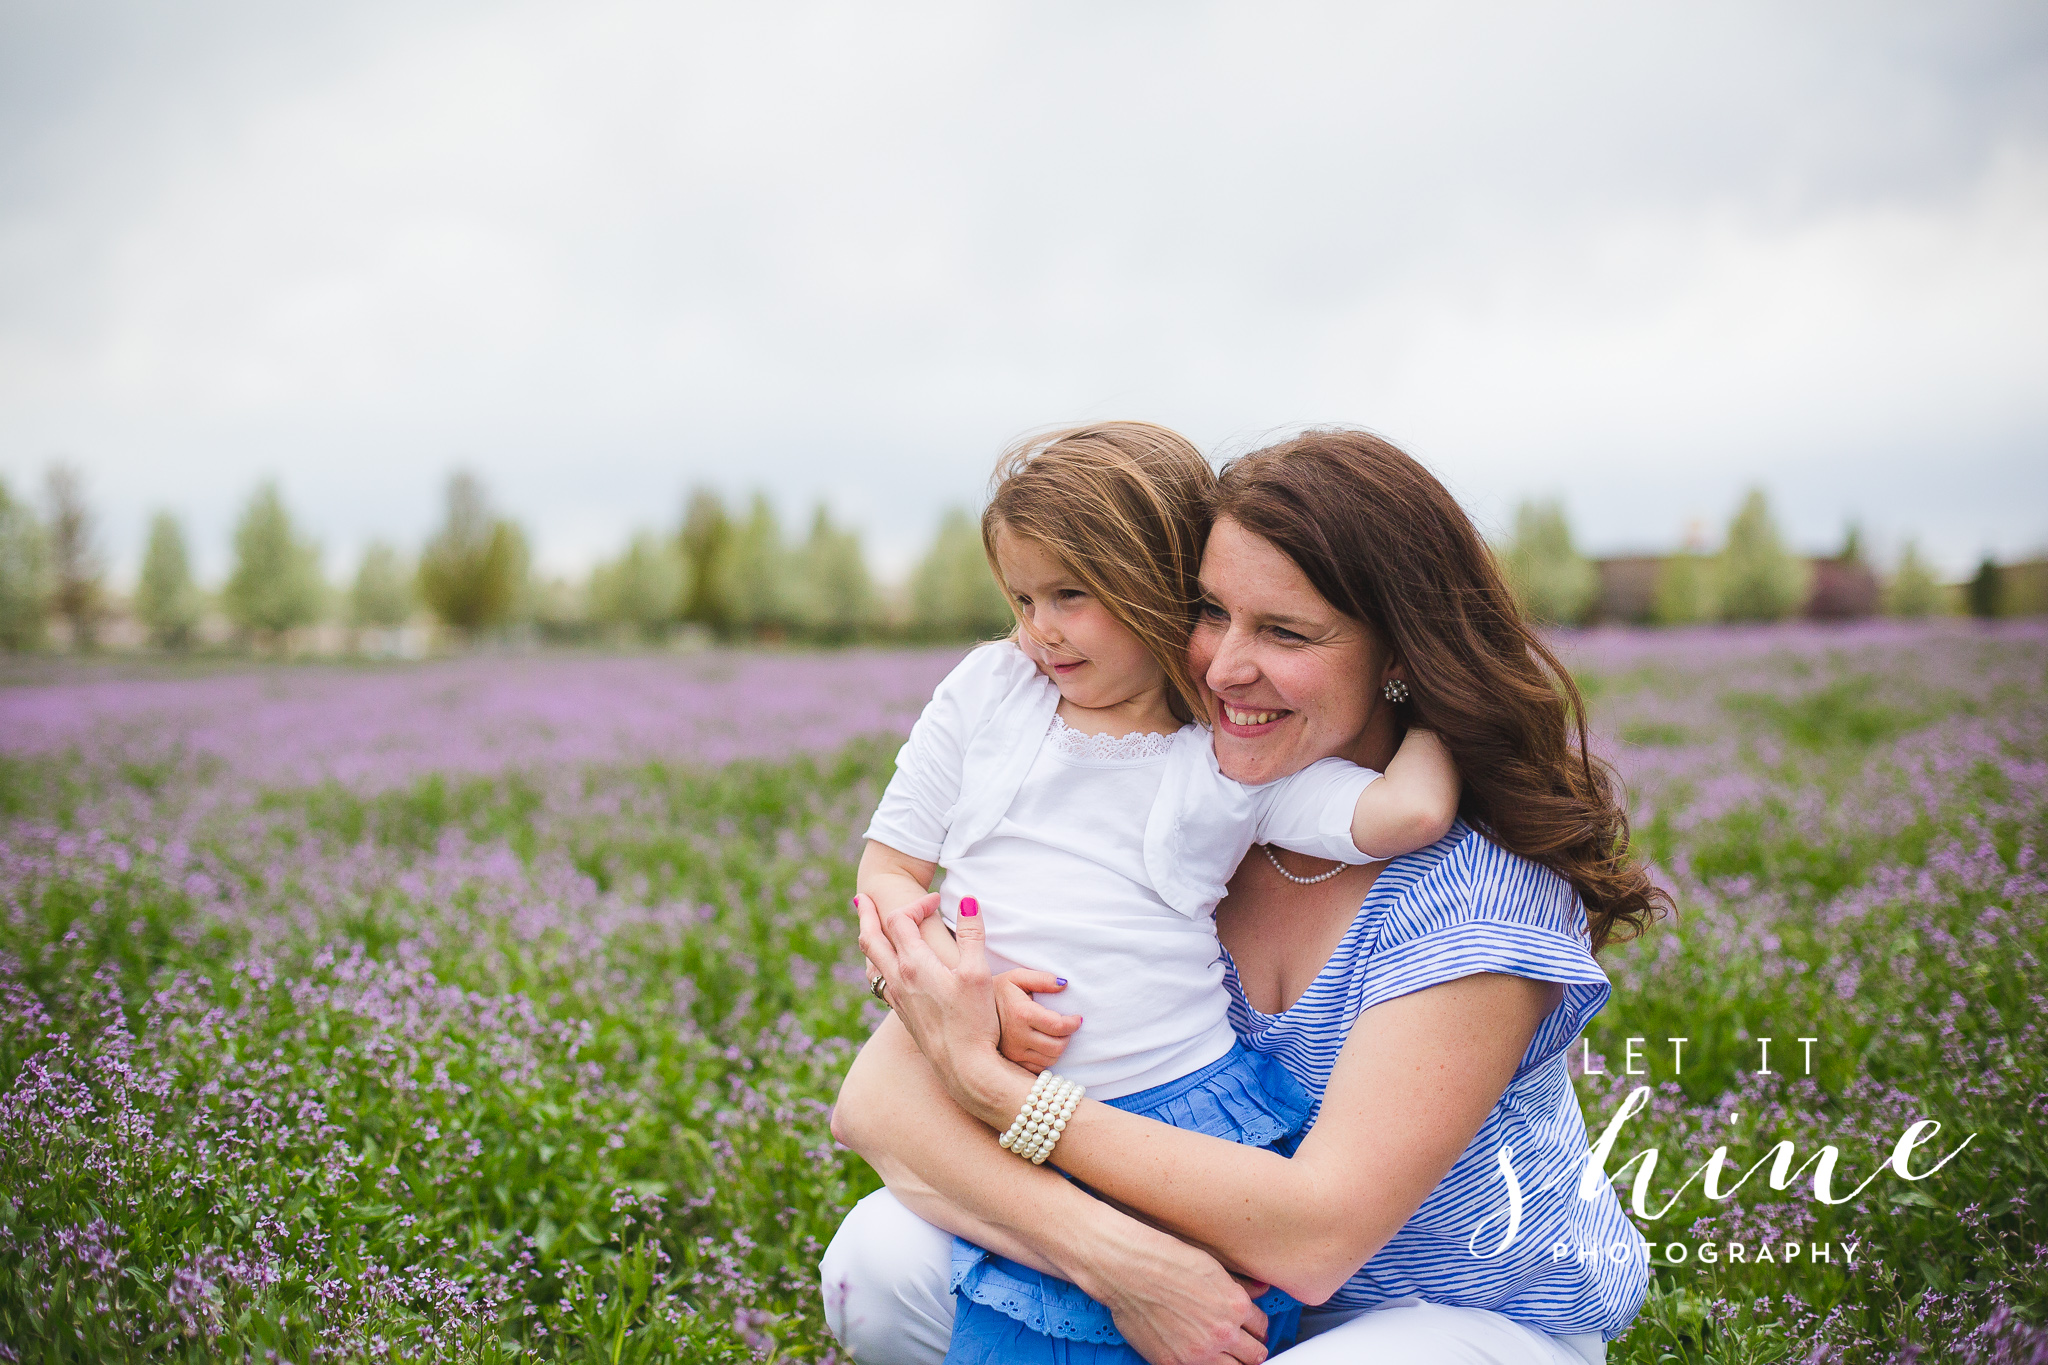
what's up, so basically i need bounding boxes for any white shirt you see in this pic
[865,642,1382,1098]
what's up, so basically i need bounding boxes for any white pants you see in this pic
[820,1190,1605,1365]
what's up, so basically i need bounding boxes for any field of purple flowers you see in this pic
[2,623,2044,1363]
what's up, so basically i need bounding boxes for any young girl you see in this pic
[855,423,1458,1363]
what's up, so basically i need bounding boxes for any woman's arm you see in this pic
[832,1015,1277,1364]
[1051,971,1556,1303]
[867,898,1557,1305]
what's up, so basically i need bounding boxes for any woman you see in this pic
[824,430,1665,1363]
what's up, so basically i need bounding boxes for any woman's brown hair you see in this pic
[1214,429,1669,951]
[982,423,1215,725]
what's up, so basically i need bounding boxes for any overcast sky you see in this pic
[2,0,2044,584]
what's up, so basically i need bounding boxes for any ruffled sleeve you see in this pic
[1249,757,1384,864]
[1358,828,1611,1079]
[1147,747,1383,918]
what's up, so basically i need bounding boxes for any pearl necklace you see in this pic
[1260,843,1350,885]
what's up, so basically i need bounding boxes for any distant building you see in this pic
[1590,556,1662,624]
[1805,558,1880,620]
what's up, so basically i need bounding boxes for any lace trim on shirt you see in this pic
[1046,713,1176,761]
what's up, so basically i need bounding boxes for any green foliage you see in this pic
[418,472,530,635]
[790,505,875,643]
[1967,557,2004,619]
[727,493,793,638]
[0,475,51,651]
[1499,498,1597,625]
[43,463,104,649]
[679,487,736,636]
[1653,553,1718,626]
[223,481,325,641]
[1885,541,1945,618]
[1716,488,1808,622]
[1619,721,1691,748]
[135,511,202,649]
[350,539,415,629]
[528,575,591,644]
[0,739,898,1361]
[909,507,1011,641]
[589,532,687,643]
[1723,675,1924,752]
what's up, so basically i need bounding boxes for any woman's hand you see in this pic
[1083,1233,1273,1365]
[854,892,1015,1122]
[853,892,1078,1072]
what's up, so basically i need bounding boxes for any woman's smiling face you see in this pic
[1191,517,1401,785]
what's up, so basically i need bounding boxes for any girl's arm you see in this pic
[858,840,956,962]
[831,1016,1277,1364]
[863,897,1557,1305]
[1348,727,1459,859]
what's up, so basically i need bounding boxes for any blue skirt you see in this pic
[945,1044,1312,1364]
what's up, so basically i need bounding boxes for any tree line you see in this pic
[0,466,2032,655]
[1493,486,2028,625]
[0,467,1014,652]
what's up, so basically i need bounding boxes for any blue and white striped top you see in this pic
[1225,821,1648,1340]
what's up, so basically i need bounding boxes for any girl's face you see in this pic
[1190,516,1401,786]
[992,524,1167,715]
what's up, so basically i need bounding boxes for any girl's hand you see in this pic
[992,970,1081,1073]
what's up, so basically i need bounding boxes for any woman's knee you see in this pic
[819,1189,956,1365]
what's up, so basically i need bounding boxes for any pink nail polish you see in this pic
[960,897,979,917]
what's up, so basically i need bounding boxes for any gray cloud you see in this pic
[2,0,2043,582]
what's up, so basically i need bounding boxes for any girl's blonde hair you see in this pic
[981,423,1216,724]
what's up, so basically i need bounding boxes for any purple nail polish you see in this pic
[960,897,979,917]
[1055,978,1068,987]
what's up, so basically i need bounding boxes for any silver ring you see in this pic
[869,974,890,1006]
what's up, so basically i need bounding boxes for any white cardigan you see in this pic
[865,642,1383,1094]
[872,641,1378,919]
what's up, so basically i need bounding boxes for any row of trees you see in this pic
[0,467,1015,652]
[547,490,1011,645]
[1497,488,1966,625]
[0,466,2023,654]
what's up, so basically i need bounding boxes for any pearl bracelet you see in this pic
[1031,1080,1082,1164]
[998,1071,1053,1144]
[997,1070,1084,1165]
[997,1072,1056,1157]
